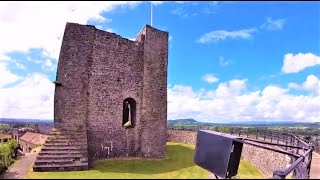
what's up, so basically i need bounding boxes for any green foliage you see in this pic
[0,123,11,134]
[6,139,18,150]
[0,139,18,169]
[216,126,230,133]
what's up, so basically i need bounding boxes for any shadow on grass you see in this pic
[93,144,196,174]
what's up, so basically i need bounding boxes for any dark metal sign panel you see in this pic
[194,130,243,178]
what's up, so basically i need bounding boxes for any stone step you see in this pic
[53,133,87,137]
[47,136,87,140]
[56,133,87,137]
[38,150,87,156]
[45,139,87,144]
[50,131,86,135]
[34,159,88,166]
[39,149,87,153]
[44,142,87,146]
[41,146,87,151]
[36,154,86,160]
[34,128,89,172]
[33,163,89,172]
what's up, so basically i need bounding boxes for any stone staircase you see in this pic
[33,128,89,172]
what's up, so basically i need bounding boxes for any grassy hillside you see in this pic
[27,142,263,179]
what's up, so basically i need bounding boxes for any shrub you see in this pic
[0,140,18,170]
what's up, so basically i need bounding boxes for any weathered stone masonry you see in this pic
[36,22,168,170]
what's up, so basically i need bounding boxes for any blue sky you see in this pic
[0,1,319,123]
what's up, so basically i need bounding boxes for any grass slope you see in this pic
[27,142,263,179]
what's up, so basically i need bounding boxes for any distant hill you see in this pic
[0,118,53,125]
[167,119,218,126]
[167,118,320,127]
[167,118,199,125]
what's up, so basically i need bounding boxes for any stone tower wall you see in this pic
[54,23,95,131]
[54,22,168,163]
[140,25,168,158]
[86,28,144,162]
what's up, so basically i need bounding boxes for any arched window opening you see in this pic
[122,98,136,128]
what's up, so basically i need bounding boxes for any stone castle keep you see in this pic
[33,22,168,171]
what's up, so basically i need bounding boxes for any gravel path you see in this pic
[310,152,320,179]
[3,152,38,179]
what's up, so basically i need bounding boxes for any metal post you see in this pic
[247,128,249,138]
[273,170,286,179]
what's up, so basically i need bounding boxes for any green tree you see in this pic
[0,139,18,170]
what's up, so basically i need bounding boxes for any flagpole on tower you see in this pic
[150,2,153,27]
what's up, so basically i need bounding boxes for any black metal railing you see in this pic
[167,126,315,179]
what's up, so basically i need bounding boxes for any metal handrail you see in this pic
[167,126,314,179]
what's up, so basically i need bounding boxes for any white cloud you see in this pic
[128,37,136,41]
[215,79,247,97]
[303,75,320,93]
[0,73,54,119]
[168,79,320,122]
[202,74,219,84]
[42,59,57,71]
[171,8,190,18]
[281,53,320,74]
[198,28,257,43]
[105,28,114,33]
[26,57,44,64]
[288,82,300,90]
[0,62,21,88]
[0,53,27,70]
[219,56,231,67]
[198,17,286,44]
[11,59,27,70]
[0,1,142,60]
[260,17,286,31]
[95,25,103,30]
[0,54,10,61]
[289,75,320,95]
[261,85,288,100]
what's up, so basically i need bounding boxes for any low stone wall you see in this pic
[167,130,291,178]
[241,144,291,178]
[167,130,197,144]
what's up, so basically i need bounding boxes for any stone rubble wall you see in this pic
[241,144,291,178]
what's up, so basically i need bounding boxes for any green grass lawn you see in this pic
[27,142,263,179]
